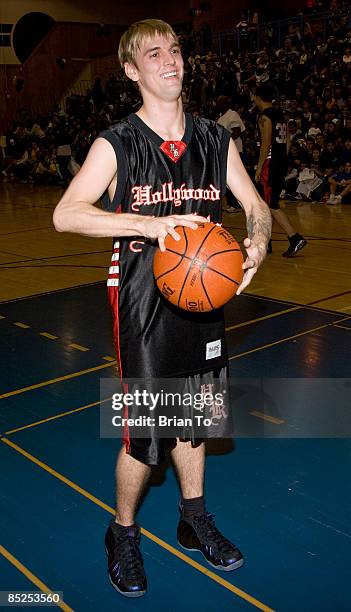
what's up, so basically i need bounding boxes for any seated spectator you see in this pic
[315,133,325,149]
[308,121,322,137]
[327,162,351,203]
[288,119,303,142]
[29,153,51,184]
[320,141,340,171]
[296,163,324,201]
[340,139,351,163]
[343,47,351,63]
[5,146,31,182]
[29,141,40,163]
[341,117,351,141]
[305,137,316,156]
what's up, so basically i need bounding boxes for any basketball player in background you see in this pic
[217,95,246,212]
[252,84,308,257]
[53,20,271,598]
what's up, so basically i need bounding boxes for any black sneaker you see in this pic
[177,511,244,571]
[282,238,308,258]
[105,521,147,597]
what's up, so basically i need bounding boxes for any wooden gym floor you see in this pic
[0,182,350,611]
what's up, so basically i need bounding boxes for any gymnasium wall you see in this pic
[1,0,191,65]
[0,21,125,132]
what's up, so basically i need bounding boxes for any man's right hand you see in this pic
[141,214,208,252]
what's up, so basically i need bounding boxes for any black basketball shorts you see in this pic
[122,366,230,465]
[259,159,285,210]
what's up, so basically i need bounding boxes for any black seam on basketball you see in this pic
[200,270,214,310]
[154,256,184,281]
[192,224,218,260]
[178,224,218,307]
[161,227,192,263]
[166,247,192,261]
[155,228,190,281]
[166,226,188,257]
[205,266,240,285]
[183,225,189,257]
[206,248,241,261]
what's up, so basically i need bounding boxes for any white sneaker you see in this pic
[327,195,336,204]
[335,195,342,202]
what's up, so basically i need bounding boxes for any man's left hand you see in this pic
[237,237,266,295]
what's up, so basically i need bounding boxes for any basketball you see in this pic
[153,222,244,312]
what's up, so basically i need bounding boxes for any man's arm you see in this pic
[255,114,272,182]
[53,137,207,251]
[286,128,291,155]
[228,114,245,143]
[226,139,272,294]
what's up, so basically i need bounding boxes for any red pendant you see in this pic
[160,140,187,163]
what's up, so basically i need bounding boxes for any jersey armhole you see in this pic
[99,130,127,212]
[220,128,231,194]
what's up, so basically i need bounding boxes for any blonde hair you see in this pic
[118,19,178,67]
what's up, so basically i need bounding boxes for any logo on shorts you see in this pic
[206,340,221,360]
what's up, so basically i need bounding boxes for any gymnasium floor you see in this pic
[0,183,350,611]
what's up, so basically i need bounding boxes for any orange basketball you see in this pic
[153,222,244,312]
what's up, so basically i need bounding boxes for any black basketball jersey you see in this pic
[100,113,231,378]
[260,106,288,174]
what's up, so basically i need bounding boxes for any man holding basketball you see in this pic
[53,20,271,598]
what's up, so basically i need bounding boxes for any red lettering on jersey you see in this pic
[130,240,144,253]
[131,182,220,212]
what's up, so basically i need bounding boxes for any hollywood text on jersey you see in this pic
[131,182,221,212]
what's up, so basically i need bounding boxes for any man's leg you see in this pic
[105,447,150,598]
[271,207,296,237]
[170,439,205,499]
[328,178,337,196]
[339,184,351,200]
[115,447,151,525]
[171,439,244,571]
[270,185,307,257]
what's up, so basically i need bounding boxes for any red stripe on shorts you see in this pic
[260,159,272,206]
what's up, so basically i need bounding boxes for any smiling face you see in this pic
[124,34,184,103]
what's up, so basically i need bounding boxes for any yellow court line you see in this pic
[102,356,115,362]
[0,314,5,319]
[250,411,285,425]
[225,305,300,332]
[229,317,350,361]
[334,324,351,332]
[0,544,73,612]
[4,398,112,435]
[0,361,116,400]
[13,322,30,329]
[68,343,90,352]
[1,437,274,612]
[40,332,59,340]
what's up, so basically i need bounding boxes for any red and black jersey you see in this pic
[260,106,288,179]
[100,112,230,378]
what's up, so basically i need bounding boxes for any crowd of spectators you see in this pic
[1,1,351,204]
